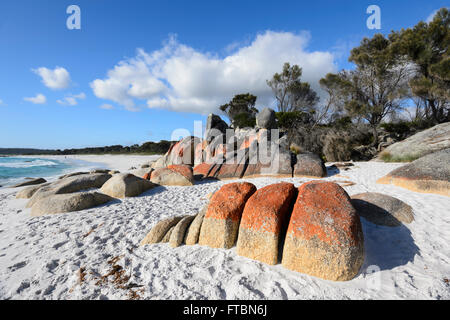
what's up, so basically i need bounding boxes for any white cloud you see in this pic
[91,31,336,114]
[56,92,86,106]
[100,103,114,110]
[0,99,4,106]
[426,8,448,23]
[24,93,46,104]
[32,66,71,90]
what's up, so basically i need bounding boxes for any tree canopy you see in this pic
[219,93,258,128]
[389,7,449,123]
[266,62,319,113]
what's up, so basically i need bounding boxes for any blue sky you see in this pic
[0,0,447,149]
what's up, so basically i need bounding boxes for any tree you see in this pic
[267,62,319,113]
[219,93,258,128]
[320,34,411,145]
[389,7,449,123]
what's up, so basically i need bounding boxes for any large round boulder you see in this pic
[27,173,112,208]
[351,192,414,226]
[30,191,114,216]
[198,182,257,249]
[293,153,326,178]
[100,173,156,198]
[256,107,276,129]
[237,182,297,265]
[281,181,364,281]
[150,165,194,186]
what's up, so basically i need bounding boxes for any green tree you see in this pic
[389,8,449,123]
[320,34,411,145]
[219,93,258,128]
[267,62,319,113]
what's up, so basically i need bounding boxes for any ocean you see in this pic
[0,157,104,187]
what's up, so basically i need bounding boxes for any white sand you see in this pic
[0,156,449,300]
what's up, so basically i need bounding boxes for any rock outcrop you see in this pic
[142,180,366,281]
[377,148,450,196]
[12,178,47,188]
[378,122,450,161]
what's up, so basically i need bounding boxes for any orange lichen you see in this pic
[206,182,257,222]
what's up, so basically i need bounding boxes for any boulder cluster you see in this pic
[142,180,367,281]
[14,171,158,216]
[143,110,327,183]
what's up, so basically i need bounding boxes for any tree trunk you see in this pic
[371,125,379,147]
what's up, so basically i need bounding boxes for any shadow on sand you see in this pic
[359,219,419,272]
[326,165,340,177]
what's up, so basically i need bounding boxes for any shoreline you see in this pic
[0,154,161,187]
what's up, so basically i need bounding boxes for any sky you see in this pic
[0,0,447,149]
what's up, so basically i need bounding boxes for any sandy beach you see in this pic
[0,155,448,300]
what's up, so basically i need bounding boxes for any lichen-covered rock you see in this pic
[198,182,257,249]
[236,183,297,265]
[167,164,194,183]
[167,136,201,166]
[150,167,194,186]
[140,216,184,245]
[185,205,207,245]
[100,173,156,198]
[193,163,214,179]
[169,215,196,248]
[282,181,364,281]
[30,191,114,216]
[351,192,414,226]
[377,148,450,196]
[293,153,326,177]
[142,170,153,180]
[212,149,248,179]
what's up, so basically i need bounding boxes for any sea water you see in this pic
[0,157,104,187]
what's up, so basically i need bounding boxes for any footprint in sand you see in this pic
[8,261,28,271]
